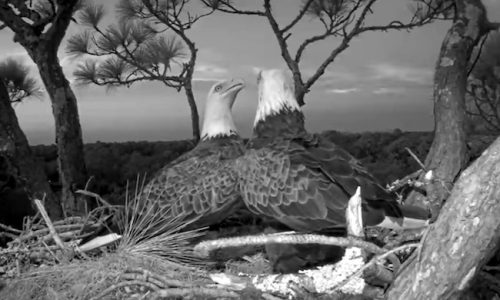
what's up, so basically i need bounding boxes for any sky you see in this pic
[2,0,500,145]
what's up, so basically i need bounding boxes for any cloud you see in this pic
[372,87,407,95]
[369,63,433,84]
[326,87,359,94]
[193,63,228,82]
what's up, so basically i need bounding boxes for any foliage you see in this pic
[68,2,186,89]
[0,58,42,103]
[467,30,500,134]
[68,0,214,140]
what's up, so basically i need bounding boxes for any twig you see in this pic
[0,245,61,255]
[41,241,61,263]
[150,287,239,299]
[405,147,426,170]
[89,280,160,300]
[387,169,423,192]
[16,224,90,243]
[0,231,19,240]
[33,199,67,253]
[194,233,385,258]
[0,223,23,234]
[124,268,194,288]
[483,265,500,272]
[75,189,112,207]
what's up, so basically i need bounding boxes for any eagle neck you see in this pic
[253,109,307,139]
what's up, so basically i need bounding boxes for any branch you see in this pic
[200,0,266,16]
[467,32,489,77]
[0,2,35,40]
[194,232,385,258]
[42,0,80,48]
[280,0,314,33]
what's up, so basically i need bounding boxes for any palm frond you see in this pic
[77,2,105,28]
[116,176,207,267]
[66,30,92,55]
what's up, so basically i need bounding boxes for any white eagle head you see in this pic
[201,78,245,140]
[254,69,300,126]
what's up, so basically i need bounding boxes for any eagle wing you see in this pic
[239,135,401,231]
[141,138,245,228]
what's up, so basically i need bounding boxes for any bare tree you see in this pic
[68,0,217,141]
[202,0,451,106]
[466,30,500,134]
[0,59,62,218]
[0,0,88,216]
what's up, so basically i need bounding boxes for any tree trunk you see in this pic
[30,49,88,217]
[386,136,500,299]
[183,80,200,142]
[406,0,490,218]
[0,80,62,218]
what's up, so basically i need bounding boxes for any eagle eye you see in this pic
[215,85,222,92]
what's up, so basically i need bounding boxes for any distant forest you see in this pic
[18,130,493,206]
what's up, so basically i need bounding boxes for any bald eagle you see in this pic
[236,69,429,233]
[79,79,247,247]
[140,78,247,229]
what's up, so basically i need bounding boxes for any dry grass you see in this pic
[0,177,214,300]
[0,252,209,300]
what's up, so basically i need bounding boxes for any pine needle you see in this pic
[116,175,208,267]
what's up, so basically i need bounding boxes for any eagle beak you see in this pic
[225,78,245,94]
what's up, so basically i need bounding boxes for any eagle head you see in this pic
[254,69,300,126]
[201,78,245,140]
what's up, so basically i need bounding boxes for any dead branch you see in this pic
[33,199,67,253]
[194,232,385,258]
[75,189,112,207]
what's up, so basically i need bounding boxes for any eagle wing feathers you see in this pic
[141,138,244,228]
[240,134,402,230]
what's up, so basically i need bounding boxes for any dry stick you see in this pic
[0,223,22,234]
[15,223,93,243]
[484,265,500,272]
[194,233,385,258]
[89,280,160,300]
[0,245,61,255]
[75,189,112,207]
[125,267,194,288]
[405,147,426,170]
[33,199,67,253]
[150,287,240,299]
[120,273,167,289]
[387,169,423,192]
